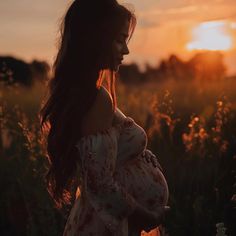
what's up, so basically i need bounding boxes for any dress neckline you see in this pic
[78,115,134,143]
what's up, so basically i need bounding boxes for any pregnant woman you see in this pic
[40,0,169,235]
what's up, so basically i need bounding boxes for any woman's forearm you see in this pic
[128,203,159,232]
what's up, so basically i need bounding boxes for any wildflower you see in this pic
[216,222,227,236]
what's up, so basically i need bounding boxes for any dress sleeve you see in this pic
[76,127,137,233]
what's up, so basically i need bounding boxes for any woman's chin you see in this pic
[114,63,121,72]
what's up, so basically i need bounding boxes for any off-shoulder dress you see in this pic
[63,108,169,236]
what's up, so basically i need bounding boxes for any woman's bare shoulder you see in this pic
[81,86,115,136]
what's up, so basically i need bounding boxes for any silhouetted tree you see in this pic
[144,63,161,82]
[187,51,226,81]
[118,63,144,84]
[156,54,193,81]
[0,56,32,86]
[0,56,50,86]
[30,60,50,82]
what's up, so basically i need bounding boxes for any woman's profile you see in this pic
[40,0,169,235]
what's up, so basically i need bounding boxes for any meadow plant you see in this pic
[182,96,232,158]
[147,90,176,140]
[120,84,236,236]
[1,71,236,235]
[216,222,227,236]
[0,81,66,235]
[182,116,209,155]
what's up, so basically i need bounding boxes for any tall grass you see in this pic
[0,81,67,236]
[116,78,236,235]
[1,76,236,235]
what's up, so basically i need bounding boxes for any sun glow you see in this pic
[187,21,232,51]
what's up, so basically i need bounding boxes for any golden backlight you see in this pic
[187,21,232,51]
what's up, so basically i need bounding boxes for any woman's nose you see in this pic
[123,43,129,55]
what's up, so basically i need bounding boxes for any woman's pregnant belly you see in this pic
[114,154,169,212]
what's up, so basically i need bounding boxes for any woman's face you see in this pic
[112,19,130,72]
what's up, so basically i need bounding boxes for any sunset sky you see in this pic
[1,0,236,75]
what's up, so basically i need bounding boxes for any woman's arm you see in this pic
[77,89,139,232]
[129,204,170,232]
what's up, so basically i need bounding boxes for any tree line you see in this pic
[0,51,228,86]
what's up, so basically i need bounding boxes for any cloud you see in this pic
[136,1,236,29]
[165,5,198,14]
[231,22,236,29]
[138,19,161,28]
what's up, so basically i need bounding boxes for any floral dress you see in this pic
[63,112,169,236]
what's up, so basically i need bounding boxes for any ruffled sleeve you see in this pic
[75,127,137,233]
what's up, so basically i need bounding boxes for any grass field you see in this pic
[1,76,236,235]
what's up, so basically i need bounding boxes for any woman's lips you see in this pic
[118,58,123,64]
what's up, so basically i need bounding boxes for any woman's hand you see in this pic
[141,149,163,171]
[128,203,170,233]
[142,206,170,232]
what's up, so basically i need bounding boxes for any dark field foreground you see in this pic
[1,76,236,235]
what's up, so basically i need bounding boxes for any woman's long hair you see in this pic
[40,0,136,208]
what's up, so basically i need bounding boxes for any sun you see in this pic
[187,21,232,51]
